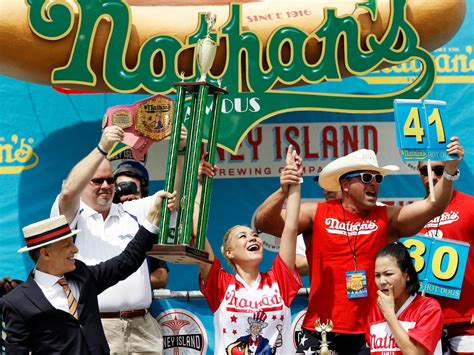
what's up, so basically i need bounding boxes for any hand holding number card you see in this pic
[393,99,457,162]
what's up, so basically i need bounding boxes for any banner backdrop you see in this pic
[0,2,473,295]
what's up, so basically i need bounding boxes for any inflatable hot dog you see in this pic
[0,0,466,93]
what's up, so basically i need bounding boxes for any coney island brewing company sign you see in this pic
[26,0,436,153]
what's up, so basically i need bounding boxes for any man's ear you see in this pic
[39,246,50,260]
[340,180,349,192]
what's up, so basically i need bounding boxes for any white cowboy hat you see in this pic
[18,215,80,253]
[319,149,399,192]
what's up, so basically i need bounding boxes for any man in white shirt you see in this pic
[50,125,185,354]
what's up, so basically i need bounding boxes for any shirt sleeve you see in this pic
[148,257,169,272]
[124,191,177,228]
[199,258,232,313]
[269,254,302,307]
[50,194,80,229]
[408,298,444,353]
[295,234,306,256]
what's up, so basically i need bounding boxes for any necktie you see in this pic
[57,278,79,319]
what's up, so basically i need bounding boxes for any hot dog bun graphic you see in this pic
[0,0,466,93]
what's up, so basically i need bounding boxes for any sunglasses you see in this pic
[344,172,384,184]
[419,165,444,177]
[90,177,116,185]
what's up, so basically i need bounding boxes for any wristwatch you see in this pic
[443,169,460,181]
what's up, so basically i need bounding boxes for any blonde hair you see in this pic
[220,225,243,271]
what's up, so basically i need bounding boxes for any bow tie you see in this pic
[248,337,260,346]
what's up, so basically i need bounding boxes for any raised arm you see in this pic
[388,137,464,240]
[58,126,124,223]
[254,151,314,239]
[193,155,217,283]
[278,146,302,270]
[92,190,176,293]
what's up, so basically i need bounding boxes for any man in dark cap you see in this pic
[113,160,169,290]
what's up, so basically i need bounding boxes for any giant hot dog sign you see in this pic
[0,0,466,153]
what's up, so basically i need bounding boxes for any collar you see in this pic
[235,272,261,290]
[395,294,416,317]
[34,268,62,288]
[79,200,123,219]
[248,337,260,346]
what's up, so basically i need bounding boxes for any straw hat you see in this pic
[18,215,80,253]
[319,149,399,192]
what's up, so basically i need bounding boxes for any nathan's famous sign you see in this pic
[0,0,466,152]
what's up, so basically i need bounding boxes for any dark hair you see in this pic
[28,248,42,263]
[113,161,149,197]
[376,242,420,295]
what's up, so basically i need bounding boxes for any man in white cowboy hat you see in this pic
[50,125,186,353]
[254,137,464,354]
[1,191,175,354]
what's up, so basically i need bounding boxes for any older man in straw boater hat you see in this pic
[0,191,175,354]
[254,137,464,354]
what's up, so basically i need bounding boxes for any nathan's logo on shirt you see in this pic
[0,134,39,174]
[224,289,283,313]
[424,211,460,229]
[325,218,379,236]
[370,321,415,352]
[157,308,208,355]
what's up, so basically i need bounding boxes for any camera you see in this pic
[113,181,138,203]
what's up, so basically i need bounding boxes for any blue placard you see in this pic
[401,235,470,299]
[393,99,456,161]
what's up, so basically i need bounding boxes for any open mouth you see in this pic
[247,244,260,252]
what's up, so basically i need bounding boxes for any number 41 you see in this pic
[403,107,446,143]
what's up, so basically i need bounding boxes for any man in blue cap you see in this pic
[113,160,169,290]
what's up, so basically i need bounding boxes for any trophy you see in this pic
[315,318,334,355]
[197,13,217,82]
[147,13,227,264]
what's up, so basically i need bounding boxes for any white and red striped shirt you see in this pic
[200,255,301,354]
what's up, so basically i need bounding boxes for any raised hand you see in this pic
[99,126,124,153]
[198,152,217,184]
[377,285,396,318]
[147,190,177,226]
[445,136,464,173]
[280,145,303,193]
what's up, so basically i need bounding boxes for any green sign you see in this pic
[26,0,436,153]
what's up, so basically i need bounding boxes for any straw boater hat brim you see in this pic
[319,149,399,192]
[18,215,80,253]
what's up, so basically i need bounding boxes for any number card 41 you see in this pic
[393,99,456,161]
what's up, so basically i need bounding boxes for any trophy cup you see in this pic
[197,13,217,82]
[315,318,334,355]
[147,13,227,264]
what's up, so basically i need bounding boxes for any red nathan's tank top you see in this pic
[303,200,389,334]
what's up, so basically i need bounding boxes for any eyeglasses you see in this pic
[419,165,444,177]
[344,172,384,184]
[90,177,116,185]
